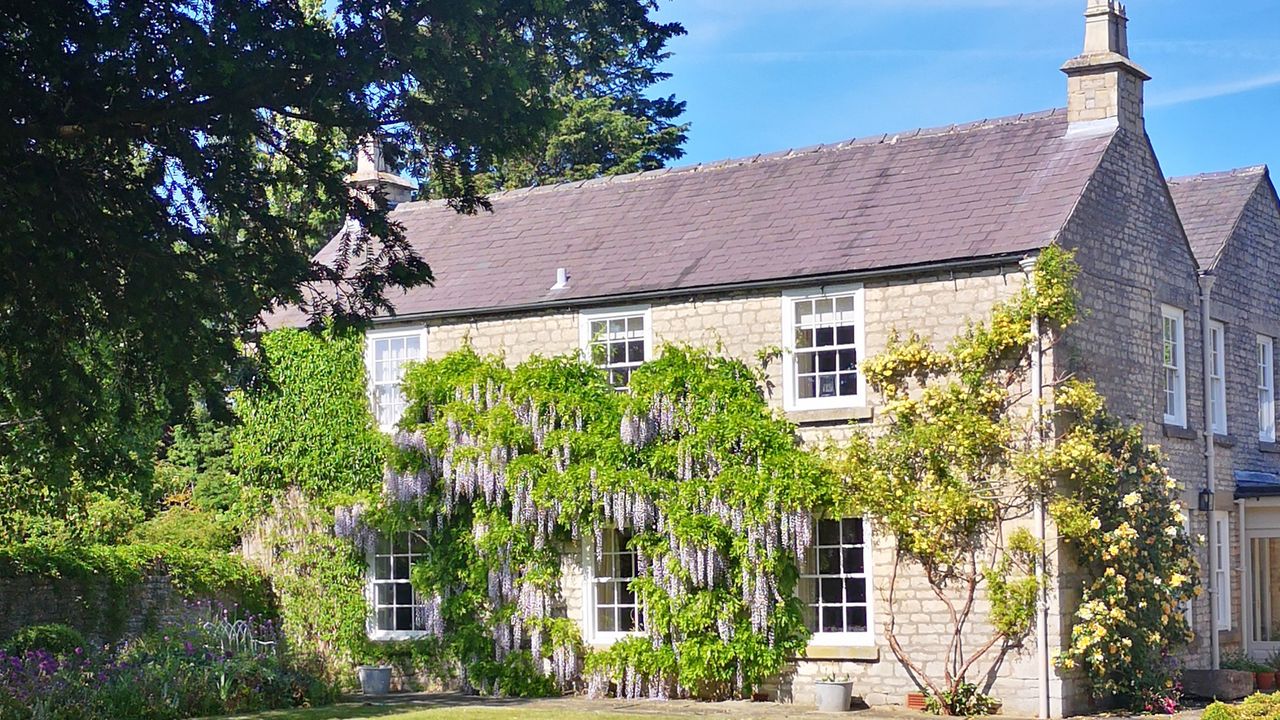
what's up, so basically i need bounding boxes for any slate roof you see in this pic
[267,108,1116,328]
[1167,166,1268,270]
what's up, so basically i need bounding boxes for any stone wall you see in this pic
[374,263,1063,714]
[1057,126,1207,688]
[0,572,217,645]
[1200,173,1280,656]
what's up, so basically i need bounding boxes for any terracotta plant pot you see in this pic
[906,692,928,711]
[1256,671,1276,691]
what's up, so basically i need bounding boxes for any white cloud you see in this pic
[1150,71,1280,108]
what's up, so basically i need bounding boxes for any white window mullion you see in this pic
[580,307,652,390]
[1161,306,1187,427]
[1259,335,1275,442]
[783,285,865,411]
[1213,511,1232,630]
[1209,321,1226,435]
[801,517,874,647]
[367,328,427,432]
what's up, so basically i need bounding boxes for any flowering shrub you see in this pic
[0,607,334,719]
[332,345,846,698]
[1038,382,1198,711]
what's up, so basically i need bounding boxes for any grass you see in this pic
[220,703,689,720]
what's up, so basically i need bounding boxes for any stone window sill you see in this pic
[1213,434,1236,448]
[796,645,880,662]
[786,406,873,426]
[1260,441,1280,454]
[1163,424,1197,441]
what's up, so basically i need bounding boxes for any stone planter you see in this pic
[815,681,853,712]
[358,665,392,695]
[1181,669,1255,700]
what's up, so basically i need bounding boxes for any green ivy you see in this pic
[231,323,387,512]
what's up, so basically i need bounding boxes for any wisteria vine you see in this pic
[334,346,847,699]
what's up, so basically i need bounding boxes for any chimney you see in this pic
[345,136,416,207]
[1061,0,1150,134]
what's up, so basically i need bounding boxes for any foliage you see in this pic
[129,506,238,552]
[0,543,273,624]
[327,343,843,699]
[1202,694,1280,720]
[2,625,85,657]
[232,324,388,511]
[0,609,333,719]
[829,248,1079,713]
[1038,381,1198,709]
[0,0,682,486]
[1220,651,1272,673]
[923,682,1000,716]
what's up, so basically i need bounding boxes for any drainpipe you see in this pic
[1238,498,1249,657]
[1021,256,1050,719]
[1200,272,1219,669]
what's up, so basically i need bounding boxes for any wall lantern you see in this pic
[1198,487,1215,512]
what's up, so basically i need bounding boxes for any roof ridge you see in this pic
[1168,165,1269,183]
[392,107,1068,211]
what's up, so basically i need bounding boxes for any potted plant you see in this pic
[357,664,393,695]
[1222,653,1273,692]
[815,673,853,712]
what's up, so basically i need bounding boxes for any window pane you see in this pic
[375,556,391,579]
[799,376,816,399]
[591,343,608,365]
[395,607,413,631]
[838,349,857,371]
[395,582,413,605]
[818,375,837,398]
[836,325,856,345]
[820,577,843,603]
[842,519,863,545]
[815,327,834,347]
[393,557,409,579]
[627,340,645,363]
[814,299,834,322]
[376,584,394,604]
[822,607,843,633]
[610,342,626,365]
[795,300,814,326]
[818,548,840,575]
[797,351,815,374]
[846,606,868,632]
[842,547,864,574]
[845,578,866,603]
[795,328,814,349]
[591,320,606,339]
[817,350,837,373]
[609,318,625,335]
[628,316,645,333]
[376,608,394,631]
[818,519,840,545]
[618,608,636,632]
[839,373,858,397]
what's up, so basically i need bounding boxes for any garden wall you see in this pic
[1,571,217,644]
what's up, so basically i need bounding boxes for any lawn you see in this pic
[221,704,689,720]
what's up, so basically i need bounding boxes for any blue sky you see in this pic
[650,0,1280,178]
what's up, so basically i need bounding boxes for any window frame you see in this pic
[365,326,429,433]
[1260,335,1275,442]
[1213,510,1232,631]
[1209,320,1227,435]
[800,516,875,648]
[781,284,867,412]
[582,528,644,646]
[578,305,653,391]
[1161,306,1187,427]
[365,530,432,642]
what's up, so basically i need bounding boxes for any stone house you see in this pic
[266,1,1279,716]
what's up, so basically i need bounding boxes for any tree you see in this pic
[831,251,1072,714]
[0,0,683,497]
